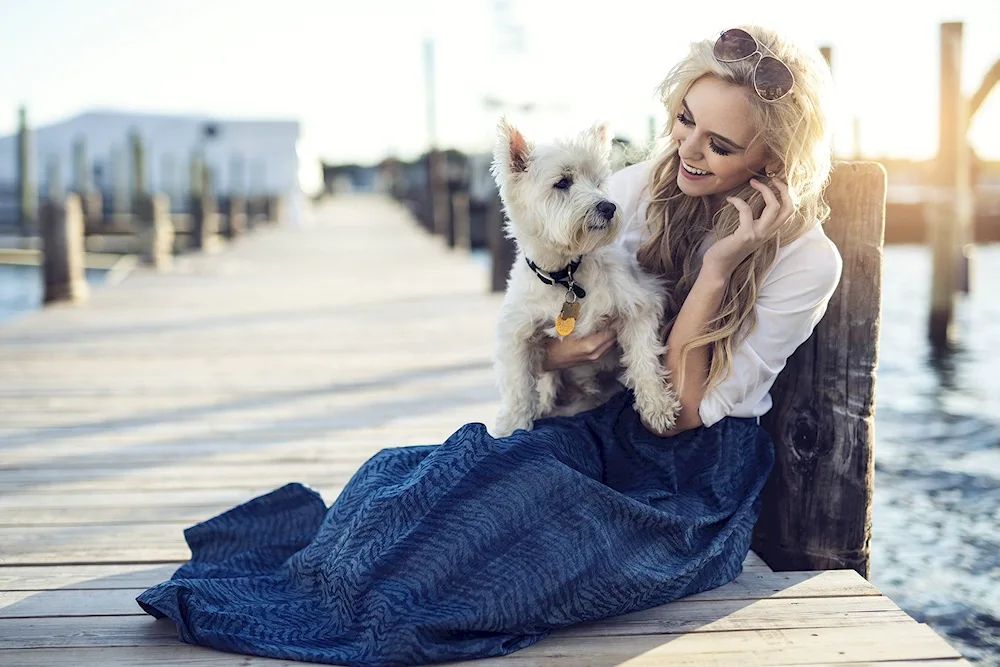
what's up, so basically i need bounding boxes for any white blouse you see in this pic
[606,160,843,428]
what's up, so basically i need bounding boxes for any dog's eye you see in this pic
[554,177,572,190]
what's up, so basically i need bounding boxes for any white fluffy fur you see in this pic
[490,117,682,437]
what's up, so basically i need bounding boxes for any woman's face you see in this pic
[670,75,777,200]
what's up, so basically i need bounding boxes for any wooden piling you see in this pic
[927,22,970,350]
[226,195,248,238]
[189,154,204,200]
[190,164,220,251]
[487,190,516,293]
[16,106,37,237]
[427,150,451,240]
[129,130,147,204]
[258,196,281,225]
[45,156,62,201]
[755,161,886,579]
[72,138,103,231]
[40,193,89,304]
[71,140,88,193]
[135,193,175,270]
[161,154,178,210]
[111,147,129,221]
[452,191,472,251]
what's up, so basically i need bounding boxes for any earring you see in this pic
[765,169,776,178]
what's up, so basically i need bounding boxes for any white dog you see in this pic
[490,118,681,437]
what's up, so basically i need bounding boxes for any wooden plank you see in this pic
[0,571,875,615]
[0,563,181,591]
[0,489,302,510]
[0,645,297,667]
[0,503,246,526]
[0,519,779,565]
[555,596,911,637]
[0,462,361,492]
[743,550,770,572]
[0,624,963,666]
[0,556,787,594]
[0,436,422,468]
[0,597,914,650]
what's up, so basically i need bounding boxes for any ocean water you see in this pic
[0,265,110,323]
[870,244,1000,664]
[1,245,998,662]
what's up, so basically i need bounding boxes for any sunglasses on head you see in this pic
[713,28,794,102]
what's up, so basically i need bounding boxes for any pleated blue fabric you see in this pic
[137,389,774,666]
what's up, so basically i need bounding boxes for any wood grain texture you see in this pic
[0,597,914,648]
[0,625,963,667]
[755,161,886,578]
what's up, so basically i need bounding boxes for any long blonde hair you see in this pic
[638,25,835,395]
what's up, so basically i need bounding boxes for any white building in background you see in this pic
[0,110,321,225]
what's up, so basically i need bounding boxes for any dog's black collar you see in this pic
[524,256,586,298]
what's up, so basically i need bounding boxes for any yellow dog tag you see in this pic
[555,314,576,336]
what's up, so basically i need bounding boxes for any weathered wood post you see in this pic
[452,189,472,251]
[190,160,220,251]
[927,22,972,350]
[129,129,147,205]
[72,138,103,232]
[16,106,37,237]
[754,161,886,579]
[40,191,89,304]
[431,151,454,244]
[226,155,247,238]
[263,195,285,225]
[449,153,472,251]
[45,156,62,202]
[246,161,266,229]
[161,154,178,211]
[111,146,129,225]
[416,154,431,231]
[487,189,517,293]
[134,193,174,271]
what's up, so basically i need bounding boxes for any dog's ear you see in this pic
[492,116,530,180]
[590,121,613,156]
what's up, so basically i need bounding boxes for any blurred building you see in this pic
[0,110,312,228]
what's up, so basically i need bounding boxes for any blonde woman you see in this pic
[138,26,843,667]
[547,25,842,437]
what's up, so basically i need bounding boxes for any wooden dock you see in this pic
[0,195,969,666]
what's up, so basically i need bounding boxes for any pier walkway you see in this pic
[0,196,967,665]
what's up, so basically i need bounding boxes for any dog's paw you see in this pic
[634,388,682,434]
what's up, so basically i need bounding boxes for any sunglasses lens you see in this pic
[754,56,794,101]
[714,28,757,62]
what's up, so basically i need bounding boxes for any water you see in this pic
[0,265,110,323]
[872,244,1000,664]
[1,246,998,661]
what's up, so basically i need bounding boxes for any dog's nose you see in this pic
[596,201,617,221]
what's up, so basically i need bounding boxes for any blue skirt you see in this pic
[137,390,774,666]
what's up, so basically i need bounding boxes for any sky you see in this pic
[0,0,998,168]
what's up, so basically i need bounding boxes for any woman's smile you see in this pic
[680,158,713,179]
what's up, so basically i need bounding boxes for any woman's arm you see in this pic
[644,178,795,437]
[651,267,731,435]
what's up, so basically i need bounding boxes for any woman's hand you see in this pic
[541,328,618,372]
[702,178,794,278]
